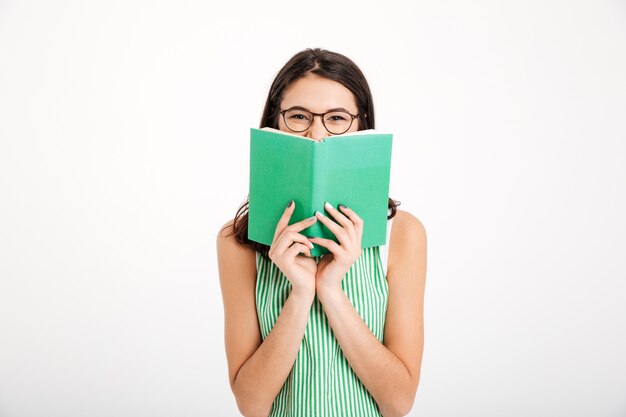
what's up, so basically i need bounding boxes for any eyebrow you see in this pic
[286,105,354,113]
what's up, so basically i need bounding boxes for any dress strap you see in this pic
[379,217,394,277]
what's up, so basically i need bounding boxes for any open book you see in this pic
[248,127,393,257]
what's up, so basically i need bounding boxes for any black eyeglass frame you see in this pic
[279,107,360,135]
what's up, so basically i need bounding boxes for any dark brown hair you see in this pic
[222,48,401,259]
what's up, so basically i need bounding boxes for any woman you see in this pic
[217,48,427,417]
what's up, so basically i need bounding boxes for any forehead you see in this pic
[281,74,357,112]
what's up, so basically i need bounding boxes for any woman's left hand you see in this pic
[308,202,364,294]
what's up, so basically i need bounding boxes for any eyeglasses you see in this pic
[280,107,359,135]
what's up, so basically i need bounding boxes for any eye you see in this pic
[286,110,311,121]
[325,111,351,123]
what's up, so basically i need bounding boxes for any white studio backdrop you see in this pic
[1,0,625,416]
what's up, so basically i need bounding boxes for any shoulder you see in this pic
[216,218,257,272]
[217,218,235,242]
[216,218,236,249]
[387,209,427,277]
[389,209,427,246]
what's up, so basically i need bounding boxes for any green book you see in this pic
[248,127,393,257]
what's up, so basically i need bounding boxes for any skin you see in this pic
[277,74,360,141]
[217,73,427,417]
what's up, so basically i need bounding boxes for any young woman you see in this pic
[217,48,427,417]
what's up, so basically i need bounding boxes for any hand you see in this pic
[268,200,319,299]
[308,202,364,295]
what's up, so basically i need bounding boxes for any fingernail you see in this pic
[338,204,347,210]
[308,241,314,249]
[324,202,334,210]
[315,210,325,218]
[307,216,316,222]
[286,200,293,209]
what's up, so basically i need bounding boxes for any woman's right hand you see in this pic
[268,200,318,299]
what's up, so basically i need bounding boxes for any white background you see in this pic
[1,0,625,416]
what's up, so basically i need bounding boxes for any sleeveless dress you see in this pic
[255,217,394,417]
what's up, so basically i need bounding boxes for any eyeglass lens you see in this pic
[283,109,353,134]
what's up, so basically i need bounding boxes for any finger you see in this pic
[272,200,296,245]
[337,204,364,235]
[308,236,341,254]
[285,242,312,259]
[285,214,318,234]
[323,202,356,240]
[315,210,349,245]
[272,202,318,244]
[323,202,352,228]
[274,231,315,257]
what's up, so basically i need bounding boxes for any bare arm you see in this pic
[316,210,427,417]
[216,221,314,417]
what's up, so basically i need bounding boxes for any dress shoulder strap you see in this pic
[379,216,394,277]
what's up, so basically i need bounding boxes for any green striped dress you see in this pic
[255,218,393,417]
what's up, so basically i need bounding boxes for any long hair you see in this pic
[222,48,401,259]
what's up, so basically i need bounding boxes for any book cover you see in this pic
[248,127,393,257]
